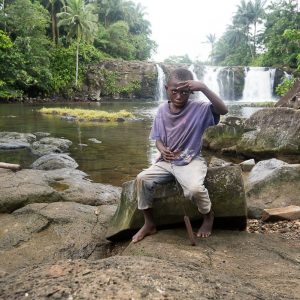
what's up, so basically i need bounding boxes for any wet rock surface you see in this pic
[0,229,299,299]
[0,132,36,150]
[31,153,79,170]
[31,137,73,156]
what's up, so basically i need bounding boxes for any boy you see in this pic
[132,68,228,243]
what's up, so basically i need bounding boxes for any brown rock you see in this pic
[261,205,300,222]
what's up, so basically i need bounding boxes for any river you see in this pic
[0,101,266,186]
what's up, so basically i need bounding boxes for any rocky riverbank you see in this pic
[0,128,299,299]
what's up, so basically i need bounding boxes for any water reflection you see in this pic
[0,101,265,186]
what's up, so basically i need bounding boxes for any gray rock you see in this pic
[31,153,78,170]
[0,132,36,149]
[237,108,300,156]
[34,132,51,138]
[246,159,300,218]
[107,165,247,240]
[0,168,121,213]
[31,137,72,156]
[0,202,117,273]
[209,156,233,167]
[88,138,102,144]
[239,159,255,172]
[1,230,299,299]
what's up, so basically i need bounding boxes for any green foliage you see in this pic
[275,77,296,96]
[100,69,141,96]
[50,43,109,95]
[260,0,299,68]
[163,54,192,64]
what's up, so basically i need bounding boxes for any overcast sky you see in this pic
[132,0,246,62]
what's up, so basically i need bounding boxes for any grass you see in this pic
[39,107,134,122]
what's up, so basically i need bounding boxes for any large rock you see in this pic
[237,107,300,157]
[275,79,300,109]
[245,159,300,218]
[0,132,36,149]
[31,137,72,156]
[107,165,247,240]
[0,202,117,273]
[31,153,78,170]
[1,230,299,299]
[0,168,121,213]
[83,60,157,100]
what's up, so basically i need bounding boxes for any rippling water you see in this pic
[0,101,265,186]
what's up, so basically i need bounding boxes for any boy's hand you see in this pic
[177,80,208,93]
[160,147,176,162]
[156,140,177,161]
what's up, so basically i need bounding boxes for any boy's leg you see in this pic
[172,156,214,238]
[132,162,173,243]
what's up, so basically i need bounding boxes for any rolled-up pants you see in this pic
[136,156,211,214]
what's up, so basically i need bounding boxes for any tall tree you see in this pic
[57,0,98,86]
[205,33,216,64]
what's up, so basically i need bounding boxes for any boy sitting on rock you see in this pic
[132,68,228,243]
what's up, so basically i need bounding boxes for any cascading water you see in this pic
[242,67,276,102]
[202,66,222,96]
[155,64,167,101]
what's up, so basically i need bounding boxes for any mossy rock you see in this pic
[106,165,247,240]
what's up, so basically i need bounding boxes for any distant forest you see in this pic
[0,0,299,99]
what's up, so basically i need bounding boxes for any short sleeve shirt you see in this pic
[150,99,220,166]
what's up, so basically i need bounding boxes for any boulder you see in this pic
[0,168,121,213]
[0,132,36,150]
[275,79,300,109]
[0,202,117,273]
[237,108,300,157]
[208,156,233,167]
[203,116,246,151]
[31,137,72,156]
[239,159,255,172]
[107,165,247,240]
[245,159,300,218]
[31,153,78,170]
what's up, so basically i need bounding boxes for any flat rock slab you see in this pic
[0,202,117,273]
[0,230,299,299]
[107,165,247,240]
[261,205,300,221]
[31,153,79,170]
[246,159,300,218]
[0,168,121,213]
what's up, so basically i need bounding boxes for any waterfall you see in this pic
[155,64,167,101]
[188,64,199,80]
[242,67,276,101]
[202,66,222,96]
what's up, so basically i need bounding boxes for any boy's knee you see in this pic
[184,185,206,199]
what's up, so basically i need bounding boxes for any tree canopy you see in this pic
[0,0,157,98]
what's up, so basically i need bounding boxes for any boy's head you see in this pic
[165,68,193,109]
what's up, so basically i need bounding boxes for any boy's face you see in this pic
[165,80,191,109]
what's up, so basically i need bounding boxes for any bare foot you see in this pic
[132,223,157,243]
[197,210,214,238]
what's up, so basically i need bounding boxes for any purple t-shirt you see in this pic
[150,99,220,166]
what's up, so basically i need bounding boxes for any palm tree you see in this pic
[234,0,266,58]
[206,33,216,64]
[57,0,98,86]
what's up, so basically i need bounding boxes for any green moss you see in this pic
[39,107,133,122]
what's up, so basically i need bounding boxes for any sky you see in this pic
[131,0,244,62]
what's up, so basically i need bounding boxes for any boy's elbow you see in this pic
[221,107,228,115]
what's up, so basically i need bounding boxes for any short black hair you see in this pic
[167,68,193,84]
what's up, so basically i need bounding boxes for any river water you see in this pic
[0,101,265,186]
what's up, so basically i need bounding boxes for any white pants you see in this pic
[136,156,211,214]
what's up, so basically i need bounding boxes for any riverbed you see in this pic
[0,101,266,186]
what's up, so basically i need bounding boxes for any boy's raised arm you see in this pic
[177,80,228,115]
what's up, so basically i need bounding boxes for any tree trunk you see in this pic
[75,41,79,86]
[0,162,21,170]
